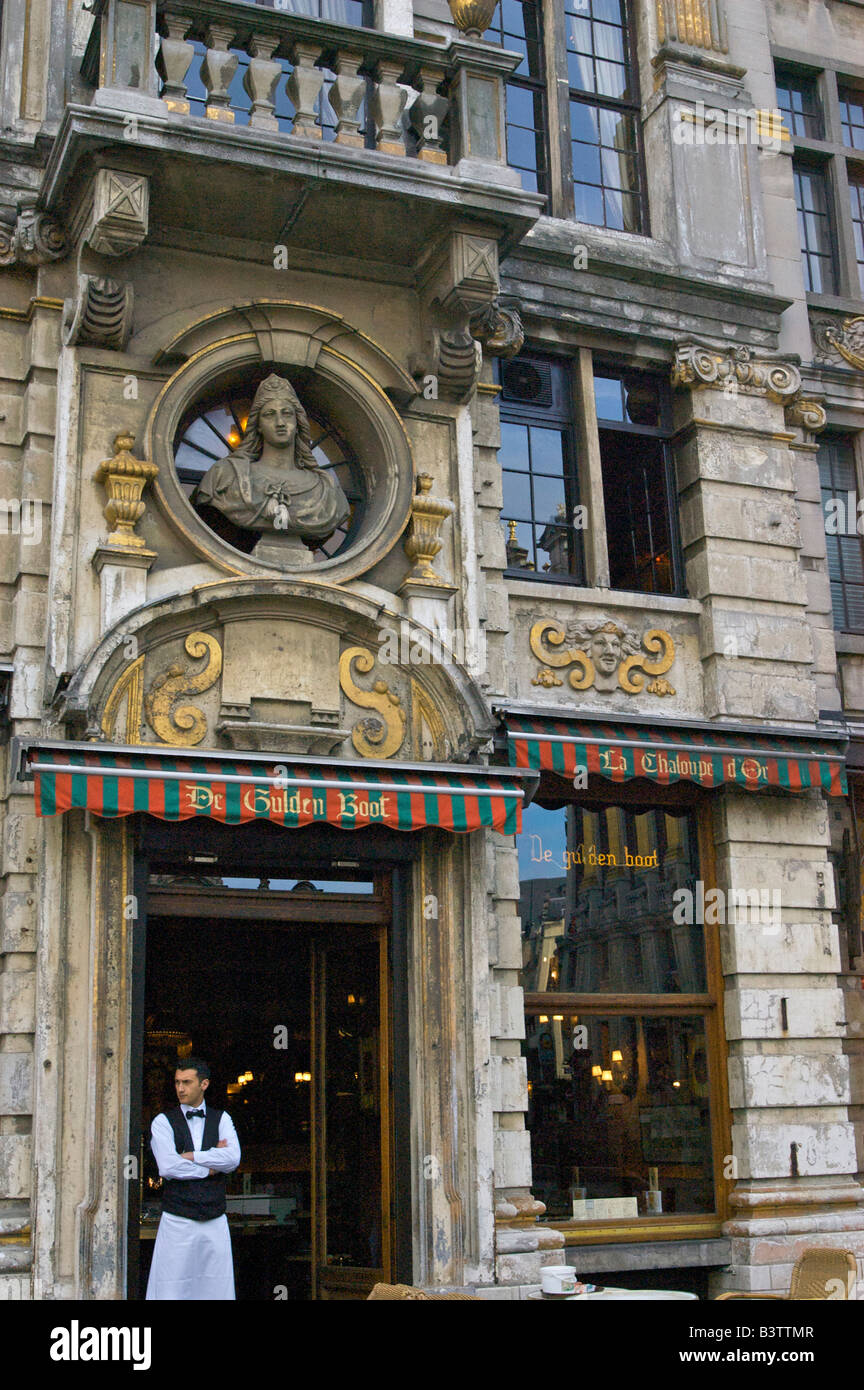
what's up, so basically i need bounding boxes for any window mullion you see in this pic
[831,155,860,299]
[572,348,610,588]
[543,0,574,218]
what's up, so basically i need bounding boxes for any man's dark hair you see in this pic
[177,1055,210,1081]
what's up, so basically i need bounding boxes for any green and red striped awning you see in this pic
[20,742,535,834]
[504,713,847,796]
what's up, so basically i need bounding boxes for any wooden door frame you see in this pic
[127,823,414,1299]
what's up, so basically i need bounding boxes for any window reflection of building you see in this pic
[519,800,716,1225]
[521,806,704,997]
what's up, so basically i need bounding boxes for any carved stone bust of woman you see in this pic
[191,374,350,566]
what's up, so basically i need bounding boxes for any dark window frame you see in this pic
[487,0,649,235]
[819,431,864,634]
[592,360,686,597]
[499,351,587,585]
[518,794,726,1236]
[774,52,864,305]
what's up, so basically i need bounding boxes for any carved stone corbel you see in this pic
[87,170,150,257]
[64,275,134,349]
[0,196,67,267]
[416,231,501,401]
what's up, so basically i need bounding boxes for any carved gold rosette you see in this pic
[94,432,159,549]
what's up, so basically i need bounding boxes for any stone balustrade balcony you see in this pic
[39,0,543,272]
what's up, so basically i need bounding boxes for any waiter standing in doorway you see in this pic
[146,1057,241,1300]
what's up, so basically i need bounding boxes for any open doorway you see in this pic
[134,875,394,1300]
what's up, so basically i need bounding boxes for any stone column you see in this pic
[713,789,864,1294]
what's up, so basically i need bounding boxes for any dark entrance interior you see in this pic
[129,820,415,1301]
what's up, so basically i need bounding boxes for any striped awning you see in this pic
[18,741,536,834]
[503,713,847,796]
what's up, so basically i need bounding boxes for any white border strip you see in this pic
[512,730,843,763]
[31,761,526,802]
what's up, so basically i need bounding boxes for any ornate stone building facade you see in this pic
[0,0,863,1299]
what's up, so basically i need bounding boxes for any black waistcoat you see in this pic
[160,1106,228,1221]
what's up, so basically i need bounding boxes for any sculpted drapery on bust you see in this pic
[191,375,351,555]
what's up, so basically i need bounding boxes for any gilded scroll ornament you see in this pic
[812,315,864,373]
[143,632,223,746]
[101,655,145,743]
[339,646,406,759]
[530,618,676,696]
[94,432,159,548]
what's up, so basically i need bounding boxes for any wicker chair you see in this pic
[716,1247,857,1301]
[366,1282,477,1300]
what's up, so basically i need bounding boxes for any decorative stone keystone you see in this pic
[94,432,159,549]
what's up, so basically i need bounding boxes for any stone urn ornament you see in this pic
[446,0,498,38]
[192,373,350,568]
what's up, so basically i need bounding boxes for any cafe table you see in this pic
[531,1286,698,1301]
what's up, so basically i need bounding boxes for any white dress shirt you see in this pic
[150,1102,241,1180]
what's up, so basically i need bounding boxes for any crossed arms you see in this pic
[150,1112,241,1180]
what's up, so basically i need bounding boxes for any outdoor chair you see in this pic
[715,1247,857,1300]
[366,1282,477,1300]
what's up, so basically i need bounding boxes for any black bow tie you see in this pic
[185,1109,205,1119]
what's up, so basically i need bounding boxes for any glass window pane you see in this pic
[532,472,567,522]
[502,470,532,518]
[573,178,605,224]
[524,1012,715,1221]
[593,372,625,420]
[519,804,706,995]
[529,425,565,474]
[499,421,530,471]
